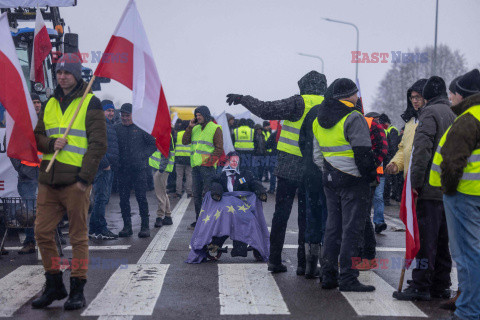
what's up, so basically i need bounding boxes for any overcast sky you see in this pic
[59,0,480,116]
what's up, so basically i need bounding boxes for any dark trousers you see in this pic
[411,199,452,292]
[305,171,328,244]
[384,173,403,202]
[269,177,306,267]
[361,186,376,260]
[321,182,370,286]
[89,169,113,234]
[118,168,149,222]
[268,165,276,192]
[192,166,216,220]
[18,180,37,244]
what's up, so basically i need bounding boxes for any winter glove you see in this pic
[226,94,243,106]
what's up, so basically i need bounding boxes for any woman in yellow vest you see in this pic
[431,69,480,320]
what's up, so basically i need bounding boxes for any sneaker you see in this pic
[154,217,163,228]
[162,216,173,225]
[187,222,196,230]
[18,242,36,254]
[392,286,431,301]
[88,231,98,239]
[440,290,460,310]
[97,229,118,240]
[267,263,287,273]
[339,280,375,292]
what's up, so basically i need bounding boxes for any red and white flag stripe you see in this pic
[399,146,420,269]
[94,0,171,156]
[0,13,39,163]
[29,7,52,85]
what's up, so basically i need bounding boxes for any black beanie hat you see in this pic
[379,113,391,124]
[456,69,480,98]
[325,78,358,100]
[120,103,132,114]
[30,93,40,101]
[263,120,270,127]
[448,76,462,94]
[55,53,83,82]
[422,76,447,100]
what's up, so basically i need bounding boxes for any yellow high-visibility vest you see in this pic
[176,131,191,157]
[149,135,175,173]
[234,125,254,151]
[42,94,92,167]
[429,105,480,195]
[277,95,324,157]
[191,121,221,167]
[312,110,363,177]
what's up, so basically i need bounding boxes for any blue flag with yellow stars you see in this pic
[186,191,269,263]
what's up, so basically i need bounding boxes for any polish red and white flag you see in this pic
[94,0,171,156]
[0,13,39,163]
[399,147,420,269]
[29,7,52,85]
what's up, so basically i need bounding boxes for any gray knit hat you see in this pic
[56,53,83,82]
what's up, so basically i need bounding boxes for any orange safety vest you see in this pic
[20,152,42,168]
[365,117,384,175]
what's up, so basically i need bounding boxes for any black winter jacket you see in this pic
[210,170,266,200]
[98,118,119,170]
[115,123,157,171]
[411,95,455,200]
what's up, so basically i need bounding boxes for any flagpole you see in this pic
[45,75,96,173]
[397,254,407,292]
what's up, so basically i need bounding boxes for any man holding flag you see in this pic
[393,76,455,301]
[32,53,107,310]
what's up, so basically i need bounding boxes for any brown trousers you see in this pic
[35,183,91,279]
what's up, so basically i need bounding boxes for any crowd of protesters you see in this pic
[0,53,479,320]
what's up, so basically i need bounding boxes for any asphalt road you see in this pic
[0,184,456,320]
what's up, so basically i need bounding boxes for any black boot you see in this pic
[32,272,68,308]
[119,218,133,238]
[296,244,306,276]
[138,217,150,238]
[64,277,87,310]
[305,243,320,279]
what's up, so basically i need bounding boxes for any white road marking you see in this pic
[341,271,427,317]
[138,195,191,264]
[218,264,290,315]
[81,264,169,316]
[83,194,191,319]
[63,245,131,251]
[0,266,45,317]
[377,247,406,252]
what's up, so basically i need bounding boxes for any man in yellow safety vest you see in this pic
[32,53,107,310]
[226,70,327,274]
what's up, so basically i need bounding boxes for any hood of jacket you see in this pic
[451,92,480,116]
[421,95,451,112]
[194,105,212,124]
[401,78,428,123]
[317,98,355,129]
[298,71,327,96]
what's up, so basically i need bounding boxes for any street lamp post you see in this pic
[297,52,324,74]
[323,18,359,81]
[433,0,439,75]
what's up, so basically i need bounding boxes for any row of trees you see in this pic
[371,44,469,127]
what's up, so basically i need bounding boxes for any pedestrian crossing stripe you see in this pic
[218,264,290,315]
[0,266,45,317]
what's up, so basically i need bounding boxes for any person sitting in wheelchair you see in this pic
[207,151,267,260]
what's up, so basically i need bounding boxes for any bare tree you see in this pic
[371,44,468,127]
